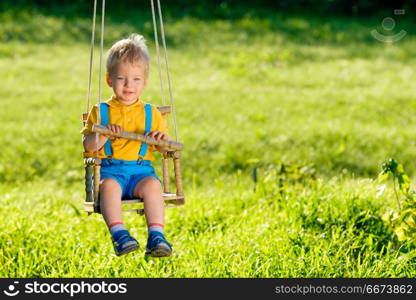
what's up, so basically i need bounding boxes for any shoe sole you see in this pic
[145,246,172,257]
[117,244,140,256]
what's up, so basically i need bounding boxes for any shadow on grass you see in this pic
[1,3,414,56]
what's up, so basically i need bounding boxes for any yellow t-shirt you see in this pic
[81,96,167,161]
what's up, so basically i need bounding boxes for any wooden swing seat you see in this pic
[84,194,185,215]
[82,106,185,215]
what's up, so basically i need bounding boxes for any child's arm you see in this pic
[83,124,123,152]
[145,131,170,153]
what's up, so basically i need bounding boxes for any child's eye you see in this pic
[134,78,141,81]
[117,77,124,80]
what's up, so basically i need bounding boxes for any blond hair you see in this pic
[106,34,150,76]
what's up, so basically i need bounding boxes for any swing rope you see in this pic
[95,0,106,157]
[86,0,181,153]
[153,0,180,142]
[85,0,97,114]
[150,0,167,106]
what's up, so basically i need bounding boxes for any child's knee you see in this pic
[140,177,162,195]
[146,178,162,192]
[100,178,122,193]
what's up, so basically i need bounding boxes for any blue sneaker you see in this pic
[112,231,139,256]
[145,231,172,257]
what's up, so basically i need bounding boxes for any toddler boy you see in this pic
[82,34,172,257]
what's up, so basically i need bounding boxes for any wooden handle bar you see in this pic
[92,124,184,151]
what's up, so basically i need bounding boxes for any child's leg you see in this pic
[100,178,139,256]
[133,176,164,226]
[100,178,123,227]
[133,177,172,257]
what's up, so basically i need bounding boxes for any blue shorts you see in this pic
[100,158,160,199]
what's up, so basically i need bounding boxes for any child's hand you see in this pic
[145,131,169,141]
[105,124,123,140]
[145,131,170,153]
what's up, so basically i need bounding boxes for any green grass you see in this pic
[0,8,415,277]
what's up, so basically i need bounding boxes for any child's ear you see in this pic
[106,73,112,87]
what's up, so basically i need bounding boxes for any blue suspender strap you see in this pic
[99,103,113,156]
[138,104,152,160]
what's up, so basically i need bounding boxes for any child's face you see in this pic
[106,61,148,104]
